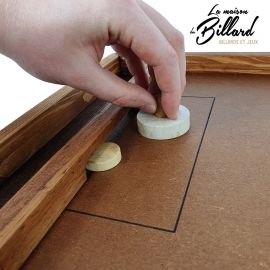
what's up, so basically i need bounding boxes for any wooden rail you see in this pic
[186,54,270,75]
[0,100,127,270]
[0,53,120,180]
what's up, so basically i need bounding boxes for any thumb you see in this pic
[63,55,156,114]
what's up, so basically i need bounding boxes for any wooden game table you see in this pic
[0,54,269,270]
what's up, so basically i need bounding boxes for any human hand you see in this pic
[0,0,186,119]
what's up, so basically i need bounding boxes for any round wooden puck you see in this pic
[137,105,190,140]
[86,142,121,172]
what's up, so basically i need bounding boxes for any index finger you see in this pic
[111,2,181,119]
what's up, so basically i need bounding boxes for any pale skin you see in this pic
[0,0,186,119]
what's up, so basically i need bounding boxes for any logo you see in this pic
[190,4,259,45]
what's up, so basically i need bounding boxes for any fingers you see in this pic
[110,1,181,119]
[61,50,156,114]
[112,44,149,89]
[137,0,186,120]
[138,0,186,92]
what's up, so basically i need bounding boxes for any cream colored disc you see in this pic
[86,142,121,171]
[137,105,190,140]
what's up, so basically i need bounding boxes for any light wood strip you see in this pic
[186,54,270,75]
[0,53,120,179]
[118,54,270,75]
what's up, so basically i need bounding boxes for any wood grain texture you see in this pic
[186,54,270,75]
[118,54,270,75]
[0,100,127,270]
[0,53,120,179]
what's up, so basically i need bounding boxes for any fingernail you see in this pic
[141,103,156,114]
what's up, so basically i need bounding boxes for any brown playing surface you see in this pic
[67,97,213,230]
[22,73,270,270]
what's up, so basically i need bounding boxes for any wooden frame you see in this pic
[0,53,120,180]
[0,53,269,270]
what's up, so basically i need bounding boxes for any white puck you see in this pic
[86,142,121,172]
[137,105,190,140]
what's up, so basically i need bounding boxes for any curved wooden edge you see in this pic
[0,53,120,179]
[0,100,128,270]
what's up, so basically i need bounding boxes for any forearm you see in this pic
[0,0,9,54]
[0,0,18,56]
